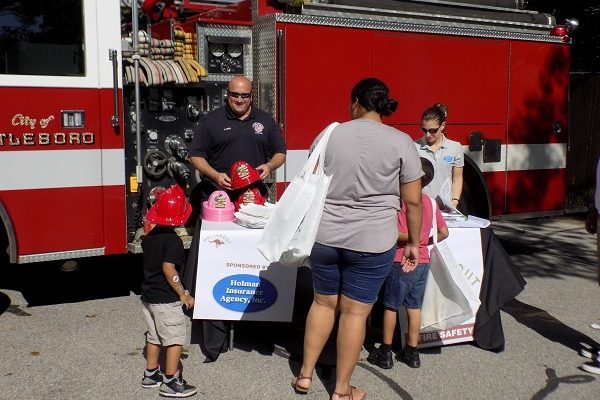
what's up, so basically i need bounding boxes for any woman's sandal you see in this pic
[332,385,366,400]
[290,375,312,394]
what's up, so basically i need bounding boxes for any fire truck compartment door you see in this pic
[505,41,569,214]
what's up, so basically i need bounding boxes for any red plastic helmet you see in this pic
[234,187,266,211]
[230,160,260,190]
[145,184,192,226]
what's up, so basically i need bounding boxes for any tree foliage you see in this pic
[527,0,600,72]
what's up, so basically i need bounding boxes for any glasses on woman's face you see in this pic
[421,126,441,135]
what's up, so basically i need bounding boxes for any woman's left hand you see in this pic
[401,244,419,272]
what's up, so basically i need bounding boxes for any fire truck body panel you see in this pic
[259,11,568,219]
[0,0,125,263]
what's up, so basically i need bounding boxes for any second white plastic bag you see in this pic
[257,122,339,267]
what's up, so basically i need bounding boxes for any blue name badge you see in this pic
[213,274,278,312]
[443,155,454,163]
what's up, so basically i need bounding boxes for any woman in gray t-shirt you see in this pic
[291,78,423,400]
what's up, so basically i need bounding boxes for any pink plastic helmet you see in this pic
[202,190,235,222]
[230,160,260,190]
[145,184,192,226]
[234,187,266,211]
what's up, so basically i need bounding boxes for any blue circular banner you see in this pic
[213,274,278,312]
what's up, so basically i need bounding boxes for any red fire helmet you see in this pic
[230,160,260,190]
[145,184,192,226]
[234,187,266,211]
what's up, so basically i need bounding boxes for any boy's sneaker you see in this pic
[398,347,421,368]
[366,345,393,369]
[160,374,198,398]
[141,368,164,388]
[581,355,600,375]
[579,345,600,359]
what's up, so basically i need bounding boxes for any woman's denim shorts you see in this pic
[310,242,395,304]
[383,262,429,310]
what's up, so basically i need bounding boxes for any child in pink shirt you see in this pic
[368,158,449,369]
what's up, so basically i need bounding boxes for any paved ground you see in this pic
[0,215,599,400]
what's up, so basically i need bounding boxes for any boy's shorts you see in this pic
[383,262,429,310]
[142,301,187,346]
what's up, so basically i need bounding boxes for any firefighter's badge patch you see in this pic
[252,122,264,134]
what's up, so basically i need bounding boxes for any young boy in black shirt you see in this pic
[140,184,197,398]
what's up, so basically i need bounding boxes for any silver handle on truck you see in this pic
[276,30,285,132]
[109,49,120,128]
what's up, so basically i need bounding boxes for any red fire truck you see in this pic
[0,0,573,265]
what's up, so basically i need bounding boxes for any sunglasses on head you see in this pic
[228,91,252,99]
[421,126,441,134]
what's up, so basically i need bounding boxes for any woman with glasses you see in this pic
[291,78,423,400]
[415,103,464,210]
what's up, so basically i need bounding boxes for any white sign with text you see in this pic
[193,221,297,321]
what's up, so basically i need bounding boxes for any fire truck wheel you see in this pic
[0,229,8,266]
[458,182,474,216]
[459,158,491,219]
[143,150,169,179]
[459,179,490,219]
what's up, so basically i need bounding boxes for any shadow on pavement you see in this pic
[503,298,600,352]
[494,216,597,282]
[530,366,595,400]
[0,254,144,307]
[0,291,9,314]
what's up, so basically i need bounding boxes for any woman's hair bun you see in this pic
[378,98,398,116]
[422,102,448,123]
[434,103,448,118]
[351,77,398,117]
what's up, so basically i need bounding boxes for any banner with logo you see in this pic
[192,221,297,321]
[419,228,484,347]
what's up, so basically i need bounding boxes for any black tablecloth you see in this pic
[473,227,527,352]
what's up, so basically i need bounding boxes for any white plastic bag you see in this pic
[420,198,481,330]
[257,122,339,267]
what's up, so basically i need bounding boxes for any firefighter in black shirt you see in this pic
[188,75,286,205]
[184,75,286,362]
